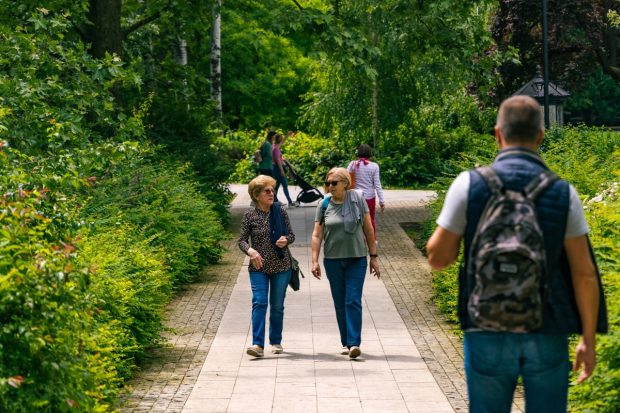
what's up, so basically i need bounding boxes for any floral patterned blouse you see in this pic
[238,205,295,274]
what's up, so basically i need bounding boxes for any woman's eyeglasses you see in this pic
[262,188,275,194]
[324,181,341,187]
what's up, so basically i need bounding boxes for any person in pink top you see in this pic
[347,144,385,237]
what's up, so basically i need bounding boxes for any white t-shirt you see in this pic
[436,171,589,237]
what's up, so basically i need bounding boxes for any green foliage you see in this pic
[569,178,620,412]
[565,70,620,126]
[544,126,620,197]
[76,225,170,378]
[222,2,317,130]
[276,131,349,185]
[0,9,141,154]
[297,0,505,141]
[80,158,227,286]
[376,91,497,186]
[0,147,116,412]
[0,5,231,410]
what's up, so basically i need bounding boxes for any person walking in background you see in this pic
[257,130,276,176]
[426,95,607,412]
[272,132,297,207]
[238,175,296,358]
[311,167,380,359]
[347,144,385,238]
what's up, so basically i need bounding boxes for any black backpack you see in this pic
[467,166,558,332]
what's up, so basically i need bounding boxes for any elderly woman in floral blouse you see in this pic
[238,175,295,358]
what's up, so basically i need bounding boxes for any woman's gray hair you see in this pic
[325,167,352,190]
[248,175,277,203]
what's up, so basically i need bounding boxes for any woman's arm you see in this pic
[238,213,252,254]
[362,212,380,277]
[311,221,324,279]
[276,207,295,248]
[238,212,265,269]
[373,164,385,208]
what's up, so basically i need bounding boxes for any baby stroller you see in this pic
[283,160,324,204]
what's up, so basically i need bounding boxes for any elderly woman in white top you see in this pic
[347,144,385,238]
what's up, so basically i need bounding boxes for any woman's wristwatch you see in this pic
[369,254,378,258]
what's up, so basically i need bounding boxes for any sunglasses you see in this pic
[324,180,341,187]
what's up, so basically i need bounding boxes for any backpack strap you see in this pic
[523,170,559,201]
[475,166,503,195]
[319,195,331,226]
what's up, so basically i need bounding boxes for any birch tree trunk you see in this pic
[211,0,223,119]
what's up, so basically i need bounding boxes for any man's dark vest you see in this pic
[461,147,607,334]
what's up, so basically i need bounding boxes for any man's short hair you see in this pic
[496,96,544,144]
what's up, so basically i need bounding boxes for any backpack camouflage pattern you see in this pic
[467,167,558,332]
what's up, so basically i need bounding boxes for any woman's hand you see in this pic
[311,261,322,279]
[275,236,288,248]
[247,248,264,270]
[369,257,380,278]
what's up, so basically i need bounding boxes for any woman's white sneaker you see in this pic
[246,345,264,358]
[349,346,361,359]
[340,346,349,355]
[272,344,284,354]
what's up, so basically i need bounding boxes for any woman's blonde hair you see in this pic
[324,167,352,191]
[248,175,277,203]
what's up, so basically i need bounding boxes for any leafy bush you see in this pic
[76,225,170,378]
[80,158,226,286]
[568,179,620,412]
[544,126,620,197]
[0,9,141,155]
[0,147,117,412]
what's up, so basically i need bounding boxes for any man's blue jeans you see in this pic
[323,257,367,347]
[249,270,291,348]
[464,331,570,413]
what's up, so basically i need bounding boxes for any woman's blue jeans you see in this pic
[323,257,367,347]
[464,331,570,413]
[272,166,293,204]
[249,270,291,348]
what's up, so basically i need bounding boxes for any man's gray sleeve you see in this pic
[565,184,589,238]
[436,171,470,235]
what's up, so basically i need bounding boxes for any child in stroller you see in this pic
[283,160,324,205]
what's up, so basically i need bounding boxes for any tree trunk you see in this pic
[86,0,123,58]
[211,0,223,119]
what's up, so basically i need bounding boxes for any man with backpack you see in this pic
[426,95,607,413]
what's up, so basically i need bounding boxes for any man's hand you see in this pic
[380,202,385,212]
[573,338,596,384]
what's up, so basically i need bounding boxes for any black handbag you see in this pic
[288,250,305,291]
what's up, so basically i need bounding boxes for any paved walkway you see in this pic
[121,184,523,413]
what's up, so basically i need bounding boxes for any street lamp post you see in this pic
[542,0,550,128]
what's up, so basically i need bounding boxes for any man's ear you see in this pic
[494,126,504,148]
[535,129,544,147]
